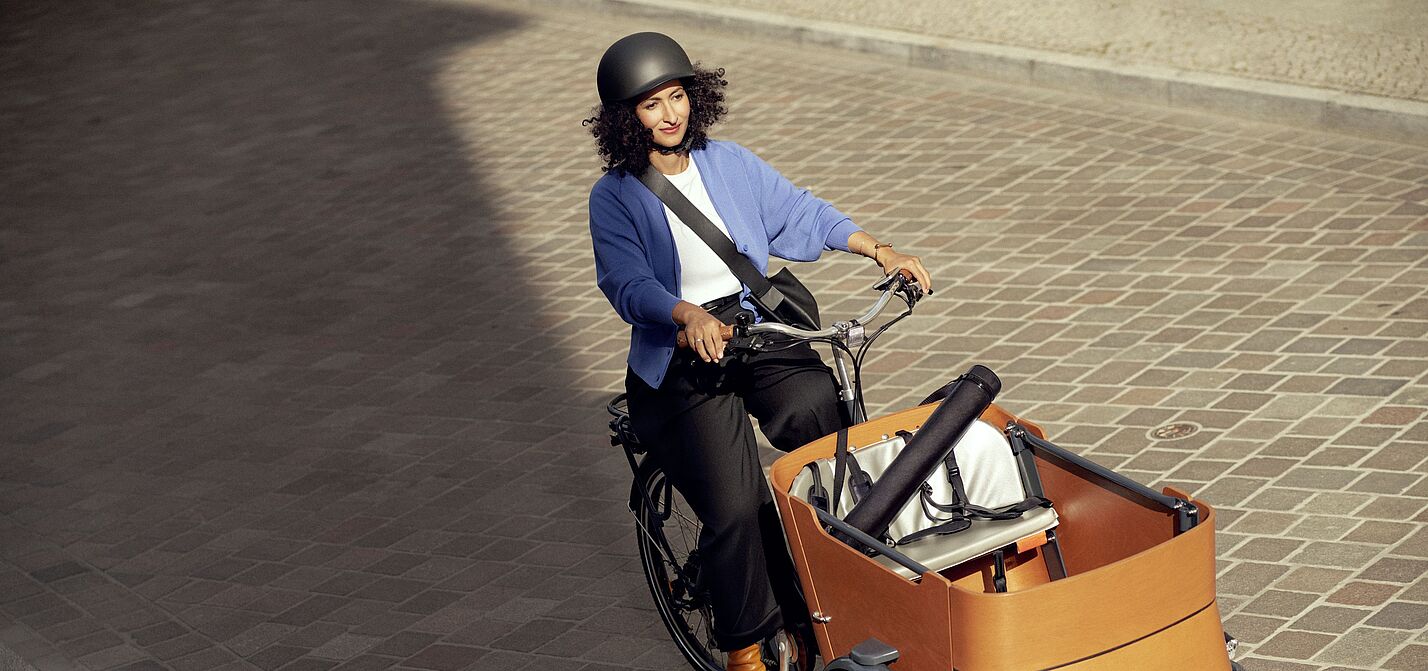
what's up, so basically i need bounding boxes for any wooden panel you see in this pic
[1057,600,1231,670]
[1033,451,1175,575]
[948,500,1219,670]
[941,545,1053,594]
[778,493,954,669]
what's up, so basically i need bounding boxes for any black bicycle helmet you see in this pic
[597,32,696,104]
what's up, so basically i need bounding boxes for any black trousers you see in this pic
[625,302,844,652]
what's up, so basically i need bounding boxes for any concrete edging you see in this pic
[545,0,1428,146]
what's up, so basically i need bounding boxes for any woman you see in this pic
[586,32,932,671]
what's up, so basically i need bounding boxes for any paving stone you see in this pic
[402,644,485,671]
[226,623,301,657]
[1361,558,1428,583]
[367,633,440,659]
[332,655,405,671]
[246,644,308,671]
[309,634,383,661]
[1289,605,1371,634]
[1253,629,1336,660]
[274,658,338,671]
[1314,626,1412,666]
[1230,538,1306,562]
[1364,601,1428,630]
[1284,541,1384,569]
[1328,582,1405,607]
[1382,644,1428,671]
[278,622,348,650]
[490,619,572,653]
[392,591,465,617]
[1243,590,1323,618]
[167,646,240,671]
[1283,515,1361,541]
[1272,567,1354,593]
[74,644,151,670]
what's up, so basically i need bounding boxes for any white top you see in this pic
[661,160,744,306]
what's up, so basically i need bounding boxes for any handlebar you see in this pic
[675,269,920,349]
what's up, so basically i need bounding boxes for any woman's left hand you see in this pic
[876,248,932,293]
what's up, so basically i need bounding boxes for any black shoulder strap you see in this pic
[639,165,773,296]
[846,454,872,504]
[831,428,850,517]
[803,462,829,513]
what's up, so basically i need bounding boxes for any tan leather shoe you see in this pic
[726,642,767,671]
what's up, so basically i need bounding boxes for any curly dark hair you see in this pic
[584,65,728,176]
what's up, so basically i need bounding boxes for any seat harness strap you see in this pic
[892,429,1052,546]
[831,428,849,518]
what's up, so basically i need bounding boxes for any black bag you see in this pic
[640,166,820,329]
[749,267,819,330]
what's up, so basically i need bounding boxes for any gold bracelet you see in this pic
[872,242,893,263]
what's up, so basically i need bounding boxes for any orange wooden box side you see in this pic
[772,404,950,668]
[770,403,1036,668]
[1056,601,1229,670]
[948,492,1219,670]
[771,404,1225,670]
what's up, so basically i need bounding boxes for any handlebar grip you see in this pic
[675,325,735,349]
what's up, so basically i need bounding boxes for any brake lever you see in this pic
[726,334,762,352]
[900,281,923,307]
[871,268,905,292]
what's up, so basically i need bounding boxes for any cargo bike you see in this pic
[608,271,1244,670]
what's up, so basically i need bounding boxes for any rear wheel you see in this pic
[634,462,816,671]
[636,463,723,671]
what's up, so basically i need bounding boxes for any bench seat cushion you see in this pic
[874,506,1058,579]
[788,419,1058,578]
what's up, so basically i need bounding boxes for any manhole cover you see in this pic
[1149,422,1201,441]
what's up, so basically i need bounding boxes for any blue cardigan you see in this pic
[590,140,862,389]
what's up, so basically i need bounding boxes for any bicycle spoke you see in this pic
[636,466,725,671]
[702,615,720,663]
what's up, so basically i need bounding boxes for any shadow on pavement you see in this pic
[0,1,604,667]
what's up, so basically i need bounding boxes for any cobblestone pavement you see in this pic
[708,0,1428,102]
[1,1,1425,670]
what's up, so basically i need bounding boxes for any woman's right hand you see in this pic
[672,301,726,363]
